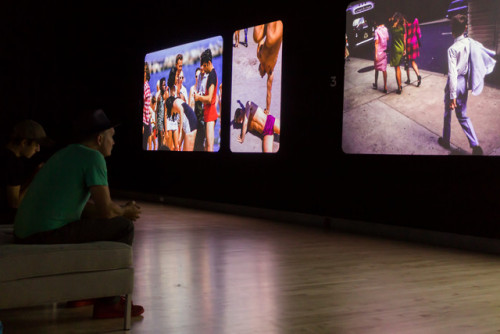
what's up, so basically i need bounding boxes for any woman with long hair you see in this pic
[165,68,180,150]
[166,67,198,151]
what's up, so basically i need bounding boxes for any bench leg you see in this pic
[123,293,132,330]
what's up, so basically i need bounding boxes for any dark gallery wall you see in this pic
[1,1,500,239]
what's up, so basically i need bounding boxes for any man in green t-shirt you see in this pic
[13,109,144,319]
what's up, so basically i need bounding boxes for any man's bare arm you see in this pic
[189,86,195,108]
[237,116,249,143]
[195,84,215,104]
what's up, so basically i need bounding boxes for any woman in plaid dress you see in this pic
[405,17,422,87]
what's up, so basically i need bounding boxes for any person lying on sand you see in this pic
[234,101,280,153]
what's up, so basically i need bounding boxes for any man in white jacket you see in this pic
[438,14,496,155]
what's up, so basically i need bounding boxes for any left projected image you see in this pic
[143,36,223,152]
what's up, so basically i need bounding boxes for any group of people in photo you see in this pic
[143,20,285,154]
[363,10,496,155]
[143,48,221,152]
[372,12,422,95]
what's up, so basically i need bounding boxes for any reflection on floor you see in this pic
[2,201,500,333]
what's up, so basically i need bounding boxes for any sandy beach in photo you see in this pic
[230,26,282,153]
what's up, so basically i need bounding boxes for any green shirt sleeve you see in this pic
[85,152,108,187]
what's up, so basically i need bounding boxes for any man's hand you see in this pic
[121,201,141,221]
[449,98,457,110]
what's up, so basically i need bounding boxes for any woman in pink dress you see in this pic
[373,20,389,93]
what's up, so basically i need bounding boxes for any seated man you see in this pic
[1,120,51,224]
[14,109,144,319]
[235,101,280,153]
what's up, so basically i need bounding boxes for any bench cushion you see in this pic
[0,242,132,282]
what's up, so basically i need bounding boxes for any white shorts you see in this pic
[166,114,179,131]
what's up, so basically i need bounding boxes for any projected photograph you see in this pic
[343,0,500,156]
[230,21,283,153]
[143,36,223,152]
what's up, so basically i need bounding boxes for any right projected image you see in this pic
[343,0,499,155]
[230,20,283,153]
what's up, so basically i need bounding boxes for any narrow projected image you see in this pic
[343,0,499,156]
[230,20,283,153]
[143,36,223,152]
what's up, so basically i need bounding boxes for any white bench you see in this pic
[0,226,134,330]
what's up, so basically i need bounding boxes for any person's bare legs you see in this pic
[263,21,283,47]
[256,21,282,114]
[254,24,267,79]
[234,30,240,47]
[396,66,401,87]
[205,121,215,152]
[411,60,420,77]
[405,60,421,85]
[172,129,180,151]
[262,135,274,153]
[165,131,173,150]
[273,118,280,135]
[179,129,185,151]
[183,130,197,151]
[395,65,402,93]
[256,21,283,75]
[253,24,265,44]
[166,131,172,150]
[412,60,421,86]
[382,70,387,92]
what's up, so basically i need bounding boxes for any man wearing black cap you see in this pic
[13,109,144,318]
[1,120,51,224]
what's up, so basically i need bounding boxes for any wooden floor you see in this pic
[2,201,500,333]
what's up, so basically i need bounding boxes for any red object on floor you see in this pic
[92,297,144,319]
[66,299,95,308]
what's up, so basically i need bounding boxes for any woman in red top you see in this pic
[194,49,218,152]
